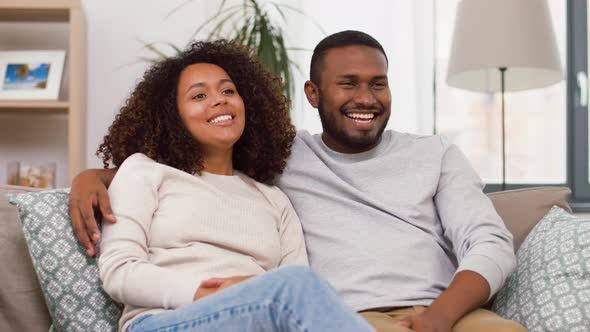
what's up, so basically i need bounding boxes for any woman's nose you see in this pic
[212,93,228,106]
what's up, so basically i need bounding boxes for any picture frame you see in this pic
[0,50,66,100]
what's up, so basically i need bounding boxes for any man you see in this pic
[70,31,525,332]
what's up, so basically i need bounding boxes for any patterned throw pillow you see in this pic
[492,206,590,331]
[8,189,121,332]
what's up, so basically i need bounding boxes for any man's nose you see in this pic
[353,85,377,106]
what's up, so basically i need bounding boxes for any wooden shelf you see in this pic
[0,0,86,182]
[0,100,70,113]
[0,0,79,22]
[0,9,69,22]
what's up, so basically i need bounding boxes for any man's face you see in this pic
[306,45,391,153]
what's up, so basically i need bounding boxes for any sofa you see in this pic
[0,184,578,331]
[1,185,50,331]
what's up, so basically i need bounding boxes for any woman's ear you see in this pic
[304,80,319,109]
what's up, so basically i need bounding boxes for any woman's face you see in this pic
[176,63,246,154]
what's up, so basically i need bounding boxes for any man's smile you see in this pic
[342,110,382,130]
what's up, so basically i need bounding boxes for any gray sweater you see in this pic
[275,130,516,311]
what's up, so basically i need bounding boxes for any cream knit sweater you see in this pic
[98,153,308,331]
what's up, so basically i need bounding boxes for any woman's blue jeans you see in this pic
[126,265,374,332]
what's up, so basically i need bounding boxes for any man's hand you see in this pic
[397,271,490,332]
[398,310,452,332]
[193,275,255,301]
[69,169,116,257]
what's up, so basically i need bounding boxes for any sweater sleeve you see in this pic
[433,139,516,299]
[98,154,199,309]
[275,190,309,267]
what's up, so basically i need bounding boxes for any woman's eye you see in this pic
[222,89,235,95]
[192,93,206,100]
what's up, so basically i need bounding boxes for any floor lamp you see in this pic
[446,0,563,191]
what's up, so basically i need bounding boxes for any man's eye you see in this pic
[192,93,206,100]
[338,82,355,87]
[372,82,388,89]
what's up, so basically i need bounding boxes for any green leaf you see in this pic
[246,16,259,48]
[288,59,304,75]
[163,0,194,21]
[162,41,183,55]
[204,7,245,40]
[249,0,263,16]
[269,2,327,35]
[286,47,313,52]
[257,16,274,64]
[140,41,170,60]
[136,56,161,64]
[233,17,252,44]
[191,4,246,40]
[276,33,292,98]
[270,2,287,23]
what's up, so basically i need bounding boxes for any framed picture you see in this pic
[0,50,66,100]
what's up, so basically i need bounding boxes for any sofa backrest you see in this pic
[0,184,573,331]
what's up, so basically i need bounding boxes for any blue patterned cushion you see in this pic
[8,189,121,332]
[492,206,590,331]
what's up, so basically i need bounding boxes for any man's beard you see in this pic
[317,91,390,151]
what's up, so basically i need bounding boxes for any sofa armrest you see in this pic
[487,186,571,252]
[0,185,51,332]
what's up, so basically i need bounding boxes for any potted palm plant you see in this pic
[143,0,324,100]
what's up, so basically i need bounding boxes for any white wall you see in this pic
[0,0,435,183]
[81,0,214,169]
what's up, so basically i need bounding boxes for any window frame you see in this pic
[568,0,590,211]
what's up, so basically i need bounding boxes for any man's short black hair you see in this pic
[310,30,388,84]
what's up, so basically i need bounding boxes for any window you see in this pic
[434,0,567,188]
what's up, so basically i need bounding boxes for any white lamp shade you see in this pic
[446,0,563,92]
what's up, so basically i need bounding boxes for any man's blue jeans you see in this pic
[126,265,374,332]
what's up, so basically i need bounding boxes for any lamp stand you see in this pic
[499,67,507,191]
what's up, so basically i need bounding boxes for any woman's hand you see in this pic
[193,275,255,301]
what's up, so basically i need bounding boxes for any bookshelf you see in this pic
[0,0,86,185]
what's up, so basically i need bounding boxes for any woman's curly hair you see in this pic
[97,40,296,183]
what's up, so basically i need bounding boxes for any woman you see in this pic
[97,40,374,332]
